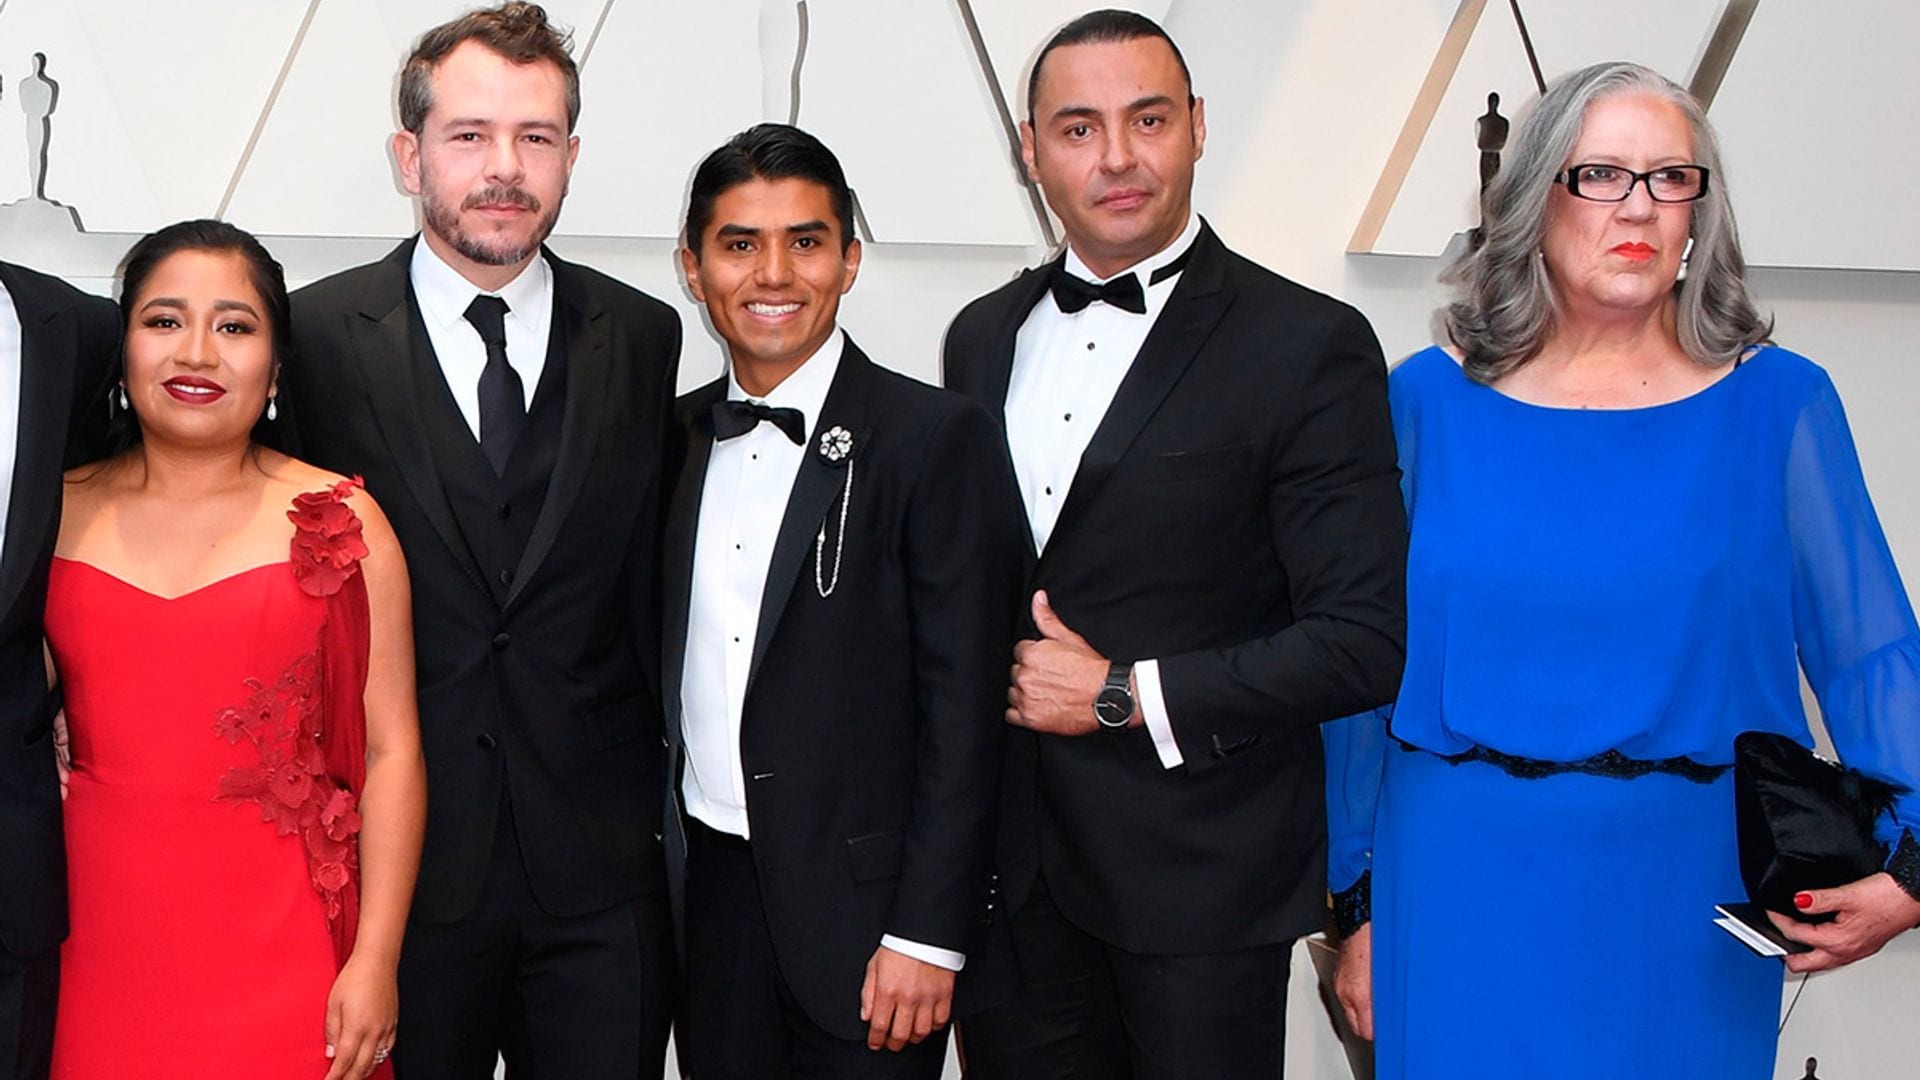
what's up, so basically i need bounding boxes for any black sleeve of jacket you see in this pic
[1158,306,1407,769]
[63,290,123,468]
[885,402,1026,952]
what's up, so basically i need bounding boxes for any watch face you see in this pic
[1095,688,1133,729]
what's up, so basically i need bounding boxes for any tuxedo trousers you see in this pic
[682,820,948,1080]
[959,875,1291,1080]
[0,949,55,1080]
[392,794,673,1080]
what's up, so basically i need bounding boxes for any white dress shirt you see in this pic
[1005,213,1202,770]
[408,239,554,437]
[0,280,20,554]
[681,330,843,839]
[680,330,963,972]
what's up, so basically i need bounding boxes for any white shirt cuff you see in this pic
[879,934,966,972]
[1135,658,1184,769]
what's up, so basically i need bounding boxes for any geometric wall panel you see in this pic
[793,0,1040,245]
[1711,3,1920,271]
[0,0,313,231]
[1352,0,1728,259]
[963,0,1172,119]
[561,0,761,240]
[225,0,604,239]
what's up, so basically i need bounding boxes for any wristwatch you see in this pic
[1094,662,1135,732]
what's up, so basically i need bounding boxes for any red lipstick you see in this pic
[161,376,227,404]
[1611,242,1655,261]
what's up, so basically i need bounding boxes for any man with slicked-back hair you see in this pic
[945,10,1406,1076]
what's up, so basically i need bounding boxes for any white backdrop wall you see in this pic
[3,2,1915,1077]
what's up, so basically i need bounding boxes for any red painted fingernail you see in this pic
[1794,892,1813,910]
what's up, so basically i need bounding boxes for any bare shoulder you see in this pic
[253,448,400,561]
[56,453,137,544]
[255,447,351,495]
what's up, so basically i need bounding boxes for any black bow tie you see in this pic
[1050,267,1145,314]
[712,399,805,445]
[1048,243,1195,316]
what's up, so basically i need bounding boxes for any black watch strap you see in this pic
[1095,662,1134,732]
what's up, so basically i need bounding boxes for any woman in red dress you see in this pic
[44,220,426,1079]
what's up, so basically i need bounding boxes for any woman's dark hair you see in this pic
[110,218,294,452]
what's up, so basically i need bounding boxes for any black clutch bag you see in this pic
[1734,730,1896,917]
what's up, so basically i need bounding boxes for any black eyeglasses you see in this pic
[1554,163,1710,203]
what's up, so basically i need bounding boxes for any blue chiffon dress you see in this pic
[1325,345,1920,1079]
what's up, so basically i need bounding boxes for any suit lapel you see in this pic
[341,241,489,597]
[978,261,1057,414]
[746,342,875,696]
[662,381,722,735]
[0,266,78,613]
[1036,226,1234,577]
[504,253,611,608]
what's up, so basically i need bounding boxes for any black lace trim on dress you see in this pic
[1426,743,1730,785]
[1886,829,1920,904]
[1332,870,1371,938]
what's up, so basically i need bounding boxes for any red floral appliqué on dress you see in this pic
[213,478,368,927]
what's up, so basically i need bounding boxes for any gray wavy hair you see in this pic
[1444,61,1771,382]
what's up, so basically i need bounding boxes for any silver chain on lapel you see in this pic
[814,460,852,598]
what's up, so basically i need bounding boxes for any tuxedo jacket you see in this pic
[662,342,1024,1041]
[286,239,680,922]
[0,262,118,959]
[942,223,1408,955]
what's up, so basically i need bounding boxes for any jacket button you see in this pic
[498,568,514,586]
[492,632,511,651]
[497,502,512,519]
[476,733,498,750]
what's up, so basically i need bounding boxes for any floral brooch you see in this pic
[817,425,854,464]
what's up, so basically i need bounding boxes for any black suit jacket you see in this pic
[0,262,118,959]
[286,239,679,921]
[662,342,1024,1040]
[942,223,1407,955]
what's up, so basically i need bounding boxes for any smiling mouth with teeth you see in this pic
[746,303,801,316]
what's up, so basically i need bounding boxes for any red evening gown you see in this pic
[45,480,385,1079]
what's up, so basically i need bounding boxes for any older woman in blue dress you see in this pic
[1325,61,1920,1078]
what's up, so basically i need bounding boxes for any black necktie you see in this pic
[465,294,524,474]
[1048,243,1196,315]
[712,399,805,445]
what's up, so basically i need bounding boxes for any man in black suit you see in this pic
[282,5,679,1077]
[664,123,1023,1079]
[0,261,116,1080]
[945,11,1407,1077]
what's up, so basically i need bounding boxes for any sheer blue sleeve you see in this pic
[1325,705,1390,933]
[1788,372,1920,899]
[1323,357,1423,931]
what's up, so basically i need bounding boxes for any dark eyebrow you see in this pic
[443,117,564,133]
[136,297,259,317]
[716,224,762,239]
[784,221,829,235]
[1048,95,1178,124]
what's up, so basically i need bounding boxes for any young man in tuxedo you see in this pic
[0,262,116,1080]
[664,123,1024,1079]
[944,10,1408,1077]
[282,5,680,1077]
